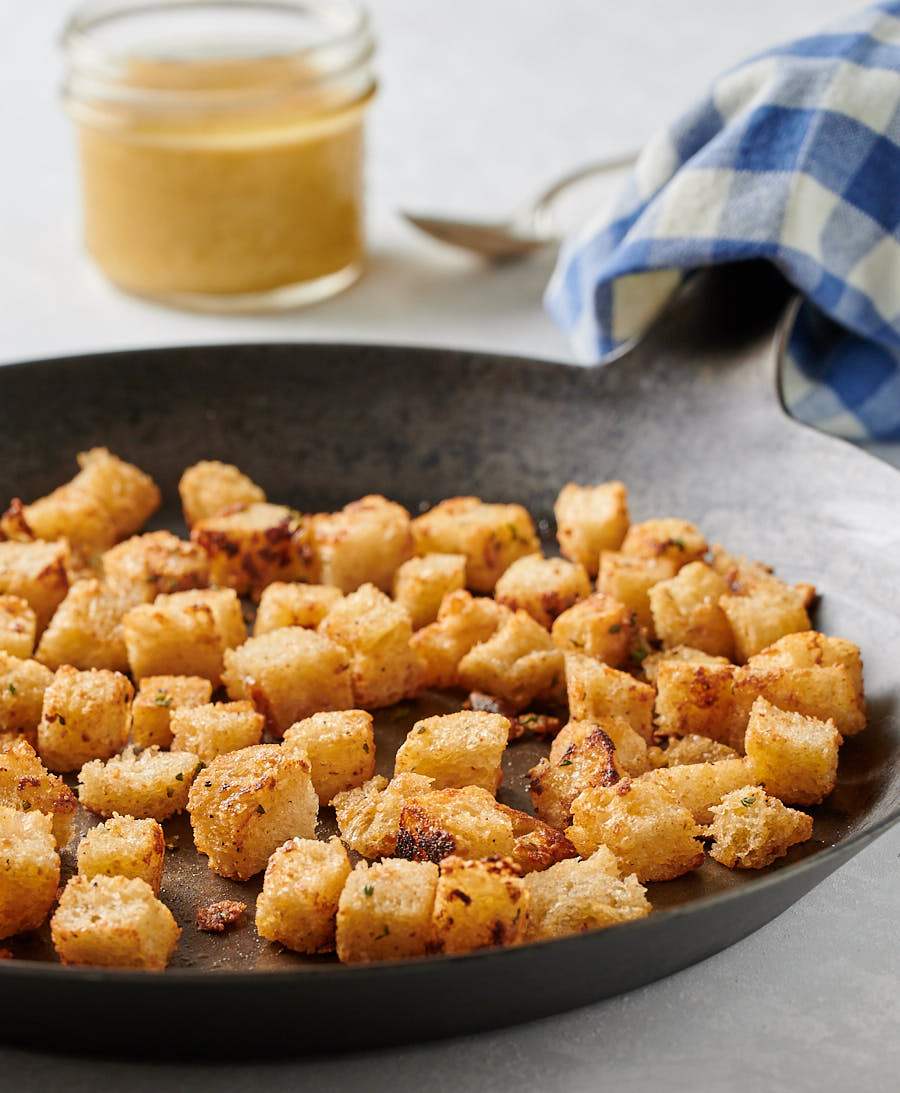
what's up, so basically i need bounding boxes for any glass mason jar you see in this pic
[62,0,376,312]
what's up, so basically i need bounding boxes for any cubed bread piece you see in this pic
[38,665,133,773]
[550,717,650,776]
[648,561,734,658]
[748,630,863,699]
[253,582,344,636]
[313,495,413,594]
[643,644,732,685]
[411,497,540,592]
[743,697,841,806]
[528,727,623,830]
[621,518,707,568]
[0,652,53,737]
[494,555,591,629]
[123,588,246,684]
[0,807,60,939]
[188,744,318,880]
[51,875,179,970]
[223,626,353,736]
[733,663,865,741]
[178,460,266,527]
[567,778,705,882]
[336,858,439,963]
[0,539,69,632]
[410,590,509,689]
[640,757,751,824]
[256,836,351,953]
[394,711,508,793]
[524,849,650,941]
[430,856,527,954]
[551,592,634,668]
[79,746,200,820]
[0,738,76,846]
[458,610,564,710]
[35,578,142,673]
[318,584,422,709]
[654,657,738,747]
[649,734,739,768]
[131,675,213,749]
[565,654,655,741]
[392,554,467,630]
[101,531,209,600]
[707,785,814,868]
[597,551,678,634]
[191,502,315,597]
[170,701,264,762]
[77,814,166,893]
[332,773,434,859]
[719,581,811,663]
[554,481,630,576]
[282,710,375,805]
[0,595,36,659]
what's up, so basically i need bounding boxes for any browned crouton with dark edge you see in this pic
[528,726,624,830]
[313,495,413,594]
[430,856,527,955]
[332,773,434,859]
[550,718,650,777]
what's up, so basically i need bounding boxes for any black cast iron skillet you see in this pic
[0,266,898,1056]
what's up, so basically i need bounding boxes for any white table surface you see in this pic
[1,2,898,1089]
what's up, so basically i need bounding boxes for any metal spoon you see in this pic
[401,151,638,262]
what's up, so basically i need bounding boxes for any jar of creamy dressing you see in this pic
[62,1,376,311]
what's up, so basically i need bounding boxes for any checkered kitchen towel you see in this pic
[545,3,900,440]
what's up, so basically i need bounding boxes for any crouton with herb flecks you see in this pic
[394,711,508,793]
[494,555,591,629]
[77,814,166,894]
[336,858,439,963]
[332,773,434,859]
[79,746,200,821]
[549,717,650,777]
[597,551,678,635]
[37,665,133,773]
[640,757,751,824]
[102,530,209,601]
[707,785,814,868]
[131,675,213,750]
[282,710,375,805]
[0,652,53,738]
[256,836,350,953]
[528,726,624,830]
[551,592,634,667]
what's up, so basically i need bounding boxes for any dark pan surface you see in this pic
[0,267,898,1055]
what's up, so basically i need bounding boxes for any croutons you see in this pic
[524,849,650,941]
[653,655,738,747]
[318,584,422,709]
[554,481,630,576]
[567,778,705,882]
[253,582,344,636]
[743,697,841,806]
[191,502,315,597]
[0,595,36,659]
[222,626,353,737]
[748,631,864,701]
[77,814,166,894]
[650,734,739,768]
[720,581,811,663]
[597,552,678,634]
[394,711,508,793]
[188,744,318,880]
[550,717,650,777]
[648,561,734,658]
[707,785,813,868]
[256,836,351,953]
[621,518,708,568]
[51,875,179,970]
[640,758,751,824]
[410,590,508,689]
[178,459,266,527]
[336,858,439,963]
[34,578,140,672]
[457,610,564,710]
[392,554,467,629]
[101,530,210,600]
[313,495,413,594]
[565,654,655,741]
[332,773,434,859]
[0,738,77,847]
[131,674,213,749]
[123,588,246,684]
[37,665,134,773]
[494,555,591,629]
[734,663,865,739]
[0,651,53,737]
[0,539,69,632]
[169,701,264,762]
[551,592,634,668]
[78,746,200,821]
[0,806,60,939]
[430,856,527,954]
[528,727,623,830]
[411,497,540,592]
[282,710,375,805]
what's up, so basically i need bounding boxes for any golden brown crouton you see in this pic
[313,495,413,594]
[188,744,318,880]
[554,481,630,577]
[528,727,623,829]
[747,631,864,700]
[648,561,734,658]
[568,778,705,882]
[640,758,751,824]
[123,588,246,685]
[78,746,200,821]
[394,711,508,793]
[653,655,738,747]
[410,590,509,689]
[0,807,60,939]
[732,663,865,741]
[51,875,179,970]
[565,654,655,742]
[597,551,678,635]
[253,582,344,636]
[282,710,376,805]
[222,626,353,736]
[0,539,69,632]
[743,697,841,806]
[77,814,166,894]
[707,785,814,868]
[37,665,134,773]
[169,701,264,762]
[318,584,422,709]
[551,592,634,668]
[524,850,650,941]
[392,554,467,630]
[0,738,76,847]
[0,595,36,659]
[101,531,210,601]
[34,578,142,673]
[494,555,591,629]
[411,497,540,592]
[719,582,811,663]
[332,773,434,859]
[256,836,351,953]
[458,610,564,710]
[430,856,527,954]
[178,460,266,527]
[131,675,213,750]
[621,518,707,568]
[336,858,439,963]
[643,643,733,685]
[0,652,54,737]
[649,734,739,768]
[549,717,651,777]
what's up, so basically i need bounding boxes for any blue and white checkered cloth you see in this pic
[545,3,900,440]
